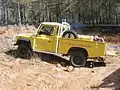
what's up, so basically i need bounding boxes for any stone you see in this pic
[60,62,66,67]
[64,66,74,72]
[56,63,62,68]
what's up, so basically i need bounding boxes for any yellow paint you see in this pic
[15,22,106,58]
[58,38,106,57]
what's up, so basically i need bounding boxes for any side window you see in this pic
[39,25,54,36]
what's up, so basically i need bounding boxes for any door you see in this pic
[34,24,56,52]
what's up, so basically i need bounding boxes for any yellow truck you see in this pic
[14,22,106,67]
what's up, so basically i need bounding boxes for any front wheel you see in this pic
[70,51,87,67]
[16,44,32,59]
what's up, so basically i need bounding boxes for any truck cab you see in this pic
[33,22,61,53]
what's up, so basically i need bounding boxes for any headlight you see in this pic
[12,36,17,42]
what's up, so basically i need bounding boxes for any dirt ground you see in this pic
[0,25,120,90]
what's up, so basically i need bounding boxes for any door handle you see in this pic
[48,40,52,43]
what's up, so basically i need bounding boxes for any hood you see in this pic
[16,33,34,37]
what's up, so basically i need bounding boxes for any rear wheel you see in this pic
[70,51,87,67]
[16,44,32,59]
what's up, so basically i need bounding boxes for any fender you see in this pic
[15,38,32,49]
[67,47,88,58]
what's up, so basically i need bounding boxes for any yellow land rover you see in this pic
[14,22,106,67]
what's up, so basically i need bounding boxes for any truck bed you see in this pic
[58,38,106,58]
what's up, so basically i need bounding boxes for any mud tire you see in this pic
[70,51,87,67]
[16,44,32,59]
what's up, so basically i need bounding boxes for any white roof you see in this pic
[41,22,62,26]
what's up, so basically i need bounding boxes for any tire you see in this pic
[16,44,32,59]
[62,30,78,39]
[70,51,87,67]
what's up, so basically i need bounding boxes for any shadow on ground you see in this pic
[98,68,120,90]
[5,49,106,68]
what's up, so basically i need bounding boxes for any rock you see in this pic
[26,83,32,86]
[64,66,74,72]
[56,63,62,68]
[91,70,95,73]
[42,62,48,65]
[53,67,61,71]
[20,60,29,64]
[59,62,66,67]
[116,51,120,56]
[4,59,11,62]
[16,58,22,62]
[106,51,117,56]
[90,85,99,89]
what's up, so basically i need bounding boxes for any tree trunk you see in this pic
[18,3,22,26]
[23,4,26,24]
[1,0,5,24]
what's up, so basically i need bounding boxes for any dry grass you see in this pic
[0,25,119,90]
[0,25,36,37]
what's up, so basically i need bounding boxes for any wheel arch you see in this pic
[15,38,32,49]
[67,47,88,59]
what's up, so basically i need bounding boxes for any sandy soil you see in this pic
[0,26,120,90]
